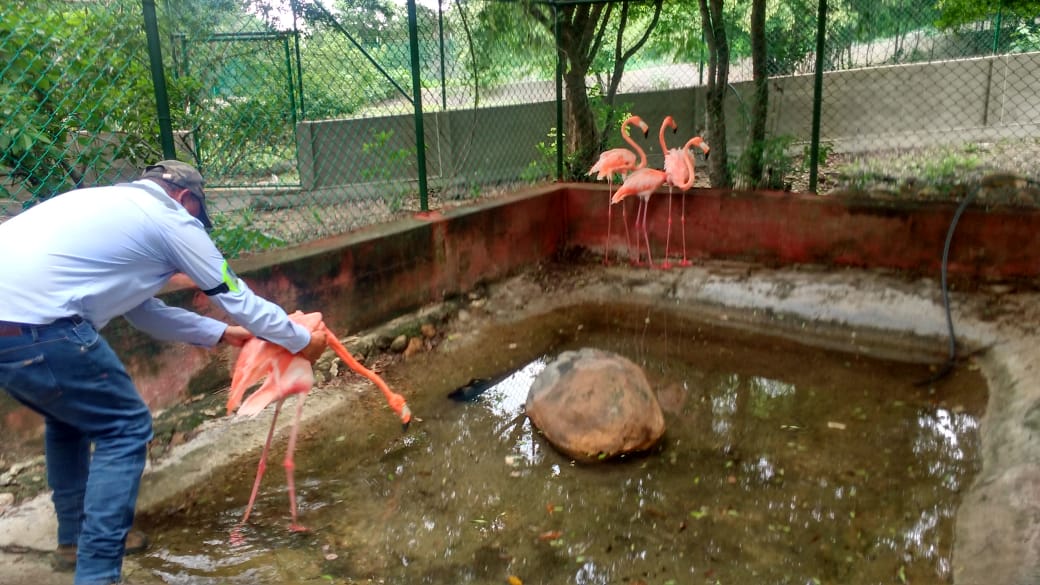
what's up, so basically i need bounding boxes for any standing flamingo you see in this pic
[610,167,669,267]
[588,115,649,264]
[677,136,710,266]
[663,134,706,268]
[658,116,680,268]
[227,311,411,534]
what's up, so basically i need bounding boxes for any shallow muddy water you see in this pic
[135,302,986,585]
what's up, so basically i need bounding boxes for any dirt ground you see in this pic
[1,259,1039,585]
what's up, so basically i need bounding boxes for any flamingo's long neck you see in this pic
[622,120,647,170]
[676,150,696,190]
[658,121,673,158]
[677,137,704,190]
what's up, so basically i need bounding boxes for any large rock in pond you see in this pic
[525,348,665,462]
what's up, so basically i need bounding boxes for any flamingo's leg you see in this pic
[284,393,309,532]
[622,199,636,265]
[641,198,654,268]
[604,177,613,265]
[239,399,283,528]
[680,191,692,267]
[662,187,674,269]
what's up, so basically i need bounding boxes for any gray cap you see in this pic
[141,160,212,229]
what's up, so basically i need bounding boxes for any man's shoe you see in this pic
[124,529,149,554]
[51,544,76,572]
[50,529,150,572]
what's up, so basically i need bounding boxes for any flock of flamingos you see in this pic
[589,114,710,269]
[215,116,710,538]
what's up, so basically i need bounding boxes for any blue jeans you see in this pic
[0,318,152,585]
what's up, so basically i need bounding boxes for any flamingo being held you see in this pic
[588,115,649,264]
[227,311,411,534]
[610,167,669,267]
[676,136,710,266]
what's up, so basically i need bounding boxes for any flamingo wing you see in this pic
[227,337,280,414]
[664,148,691,188]
[237,354,314,417]
[589,148,638,179]
[611,168,667,204]
[227,310,325,415]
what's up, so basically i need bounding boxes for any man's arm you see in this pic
[124,298,227,347]
[156,216,313,354]
[221,324,326,362]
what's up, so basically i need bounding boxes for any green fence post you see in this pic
[142,0,176,159]
[808,0,827,194]
[407,0,429,212]
[554,3,564,181]
[291,3,305,119]
[439,0,448,110]
[991,1,1004,54]
[281,36,298,129]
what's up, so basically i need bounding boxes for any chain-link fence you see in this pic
[3,0,1038,256]
[0,1,160,210]
[734,1,1040,194]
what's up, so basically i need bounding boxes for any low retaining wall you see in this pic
[566,185,1040,279]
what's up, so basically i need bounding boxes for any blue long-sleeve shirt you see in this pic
[0,179,310,352]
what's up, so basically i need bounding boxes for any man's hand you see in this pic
[220,325,254,347]
[298,330,328,363]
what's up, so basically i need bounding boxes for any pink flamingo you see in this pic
[610,167,669,267]
[663,134,707,268]
[588,115,649,264]
[676,136,710,266]
[658,116,680,269]
[227,311,411,534]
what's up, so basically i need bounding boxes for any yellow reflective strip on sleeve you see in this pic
[221,261,241,293]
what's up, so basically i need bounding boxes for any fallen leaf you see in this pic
[538,530,562,541]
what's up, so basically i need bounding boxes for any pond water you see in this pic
[135,302,986,585]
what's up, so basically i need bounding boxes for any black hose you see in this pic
[915,186,979,386]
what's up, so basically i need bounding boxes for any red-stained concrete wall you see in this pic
[4,184,1039,437]
[567,185,1040,280]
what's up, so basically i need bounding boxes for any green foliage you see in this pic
[469,2,555,91]
[804,141,834,171]
[737,134,798,190]
[1010,20,1040,52]
[359,128,415,212]
[0,0,159,200]
[835,144,986,192]
[936,0,1040,29]
[762,0,820,74]
[916,150,983,184]
[521,127,570,183]
[209,210,285,258]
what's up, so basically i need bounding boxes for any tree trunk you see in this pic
[699,0,731,187]
[746,0,769,187]
[525,0,661,178]
[563,61,599,177]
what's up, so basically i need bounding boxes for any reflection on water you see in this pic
[136,303,986,585]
